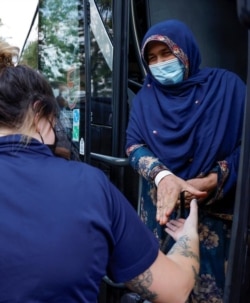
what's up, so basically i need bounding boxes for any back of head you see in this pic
[0,40,58,133]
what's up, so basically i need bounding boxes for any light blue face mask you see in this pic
[149,57,185,85]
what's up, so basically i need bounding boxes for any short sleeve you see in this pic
[107,182,159,283]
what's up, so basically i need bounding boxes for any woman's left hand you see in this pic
[184,173,218,205]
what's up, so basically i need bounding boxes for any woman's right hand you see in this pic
[156,174,207,225]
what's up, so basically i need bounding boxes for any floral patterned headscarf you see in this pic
[141,19,201,80]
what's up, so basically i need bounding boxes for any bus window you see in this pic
[38,0,83,145]
[37,0,114,165]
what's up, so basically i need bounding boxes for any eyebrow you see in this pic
[147,45,171,56]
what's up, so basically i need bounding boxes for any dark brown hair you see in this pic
[0,41,58,131]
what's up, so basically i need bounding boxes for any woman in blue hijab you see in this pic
[126,19,246,302]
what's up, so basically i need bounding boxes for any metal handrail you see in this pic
[90,152,129,166]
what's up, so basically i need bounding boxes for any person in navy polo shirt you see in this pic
[0,40,199,303]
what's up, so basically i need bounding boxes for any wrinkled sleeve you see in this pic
[210,145,241,201]
[126,144,170,183]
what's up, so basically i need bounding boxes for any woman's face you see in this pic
[146,41,175,65]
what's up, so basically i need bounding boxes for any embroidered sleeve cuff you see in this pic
[155,170,173,187]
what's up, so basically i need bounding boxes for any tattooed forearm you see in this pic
[168,235,200,263]
[125,269,158,301]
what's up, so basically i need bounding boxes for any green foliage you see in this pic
[39,0,81,83]
[19,41,38,69]
[37,0,113,98]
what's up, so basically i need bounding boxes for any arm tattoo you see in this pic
[125,269,158,301]
[168,235,200,264]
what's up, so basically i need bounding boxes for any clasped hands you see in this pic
[156,173,217,225]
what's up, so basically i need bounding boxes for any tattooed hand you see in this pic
[125,199,200,303]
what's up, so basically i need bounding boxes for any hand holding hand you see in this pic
[187,173,217,198]
[156,174,207,225]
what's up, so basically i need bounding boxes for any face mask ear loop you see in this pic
[34,110,44,144]
[37,131,44,144]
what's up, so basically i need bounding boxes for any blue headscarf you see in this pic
[126,19,245,179]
